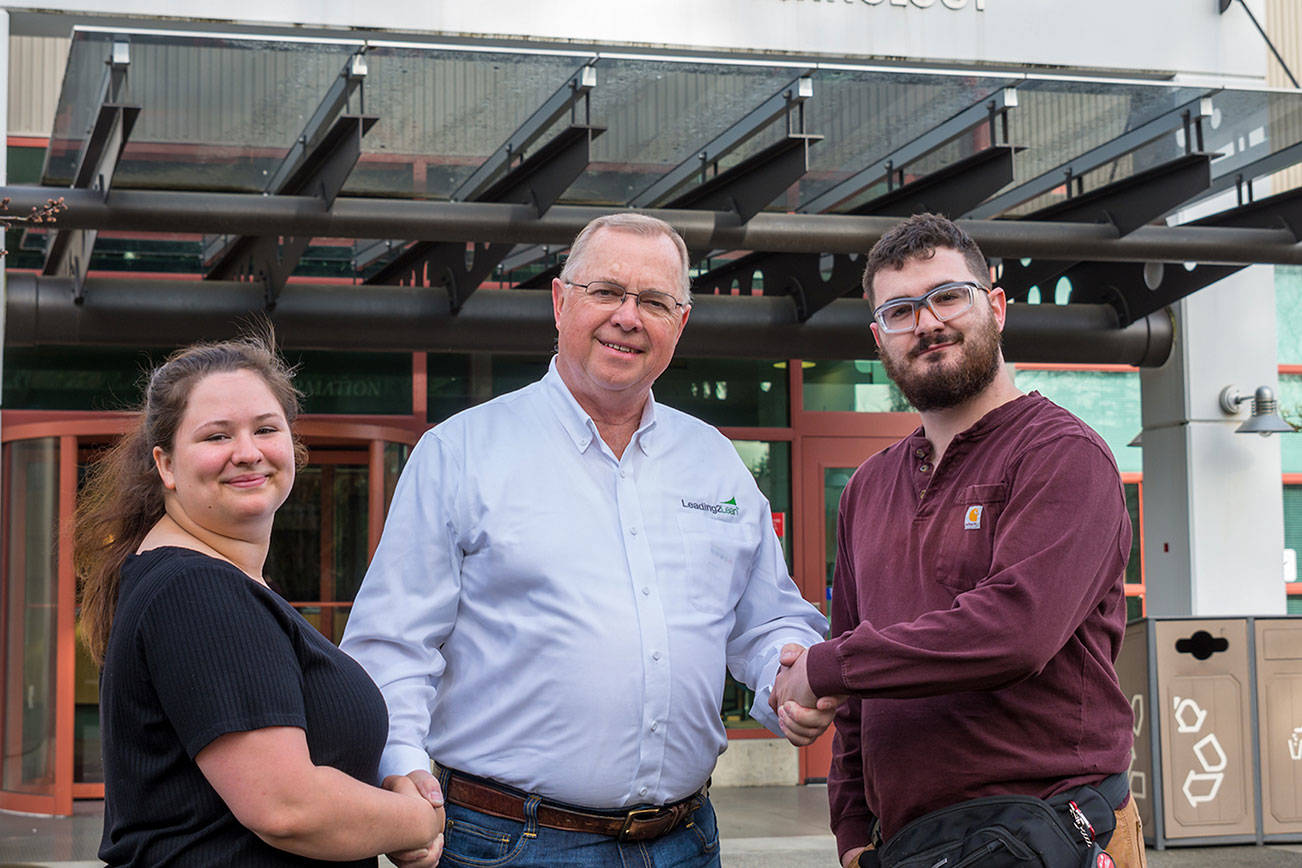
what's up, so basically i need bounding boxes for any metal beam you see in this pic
[665,134,819,223]
[5,274,1172,367]
[1185,141,1302,208]
[850,145,1017,218]
[1060,182,1302,324]
[9,186,1302,265]
[266,51,368,196]
[204,114,376,308]
[365,125,604,310]
[969,94,1215,218]
[692,146,1014,322]
[799,86,1018,214]
[628,73,813,208]
[694,251,863,323]
[204,50,369,304]
[40,103,140,302]
[999,153,1214,301]
[452,63,597,203]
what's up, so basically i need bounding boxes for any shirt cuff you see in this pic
[379,743,435,784]
[832,815,875,863]
[806,639,848,697]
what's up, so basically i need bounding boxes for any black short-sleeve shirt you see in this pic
[98,547,389,867]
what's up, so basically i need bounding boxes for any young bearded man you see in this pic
[771,213,1145,868]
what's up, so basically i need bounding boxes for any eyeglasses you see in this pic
[872,281,990,334]
[567,280,689,320]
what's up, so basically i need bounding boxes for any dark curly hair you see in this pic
[861,213,990,307]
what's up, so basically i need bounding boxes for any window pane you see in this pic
[2,439,60,794]
[722,441,792,728]
[1012,368,1141,474]
[654,359,788,427]
[1123,482,1142,585]
[802,360,909,413]
[1284,485,1302,582]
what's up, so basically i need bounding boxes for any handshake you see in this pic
[769,643,848,747]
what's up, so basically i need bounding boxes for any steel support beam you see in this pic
[850,145,1017,218]
[1198,140,1302,207]
[970,95,1214,218]
[204,114,376,308]
[40,103,140,302]
[694,251,863,322]
[452,63,597,203]
[665,134,820,224]
[799,86,1018,214]
[999,153,1213,301]
[8,186,1302,265]
[628,74,813,208]
[365,124,604,310]
[5,274,1172,367]
[1061,182,1302,324]
[693,146,1014,322]
[204,51,369,306]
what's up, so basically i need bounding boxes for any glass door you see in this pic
[1,437,75,815]
[797,435,904,783]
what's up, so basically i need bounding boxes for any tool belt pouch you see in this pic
[877,786,1117,868]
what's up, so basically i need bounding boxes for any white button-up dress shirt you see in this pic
[341,360,826,808]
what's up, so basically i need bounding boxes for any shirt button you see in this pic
[641,586,650,596]
[650,721,659,732]
[652,651,662,661]
[620,469,628,478]
[630,526,638,536]
[915,448,927,458]
[919,489,927,498]
[919,463,931,473]
[639,786,648,796]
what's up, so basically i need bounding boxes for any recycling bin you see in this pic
[1254,617,1302,841]
[1118,618,1256,847]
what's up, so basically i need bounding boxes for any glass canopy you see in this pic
[43,26,1302,216]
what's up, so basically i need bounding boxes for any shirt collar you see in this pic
[907,392,1043,455]
[542,357,660,456]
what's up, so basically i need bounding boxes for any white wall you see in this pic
[1,0,1269,80]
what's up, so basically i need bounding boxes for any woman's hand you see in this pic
[384,771,446,867]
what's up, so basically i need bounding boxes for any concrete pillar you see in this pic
[1139,264,1287,616]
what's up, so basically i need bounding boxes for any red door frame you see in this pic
[0,411,423,814]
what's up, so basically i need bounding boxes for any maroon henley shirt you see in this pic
[804,392,1134,856]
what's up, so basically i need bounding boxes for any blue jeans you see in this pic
[439,797,722,867]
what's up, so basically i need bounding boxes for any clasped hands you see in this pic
[770,643,847,746]
[382,770,446,867]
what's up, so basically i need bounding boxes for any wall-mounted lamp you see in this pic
[1218,385,1296,436]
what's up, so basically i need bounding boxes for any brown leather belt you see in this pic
[440,768,706,842]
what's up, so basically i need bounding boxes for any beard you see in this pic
[879,310,1003,412]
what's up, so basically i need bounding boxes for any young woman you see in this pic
[77,336,444,867]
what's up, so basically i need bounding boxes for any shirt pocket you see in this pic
[675,515,755,615]
[934,482,1008,595]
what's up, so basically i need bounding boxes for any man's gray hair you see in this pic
[559,213,693,304]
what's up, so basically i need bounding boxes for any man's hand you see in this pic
[384,770,446,867]
[842,845,869,867]
[770,643,846,746]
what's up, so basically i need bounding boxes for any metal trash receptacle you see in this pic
[1254,617,1302,841]
[1118,618,1256,847]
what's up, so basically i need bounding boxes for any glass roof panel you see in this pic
[40,27,1302,220]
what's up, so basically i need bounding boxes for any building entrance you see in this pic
[795,432,914,782]
[0,414,418,814]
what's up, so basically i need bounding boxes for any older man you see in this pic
[772,213,1143,868]
[342,213,831,867]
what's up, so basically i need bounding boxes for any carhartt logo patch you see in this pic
[964,505,983,529]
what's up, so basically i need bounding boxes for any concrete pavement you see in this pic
[5,785,1302,866]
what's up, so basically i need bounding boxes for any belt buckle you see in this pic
[619,806,669,842]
